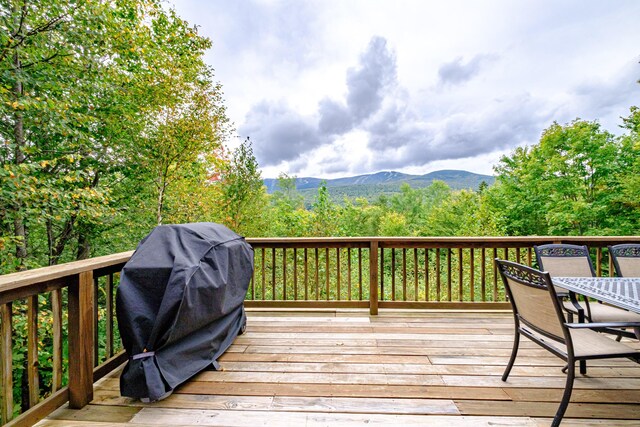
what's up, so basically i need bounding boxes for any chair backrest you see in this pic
[534,244,595,277]
[495,259,565,342]
[609,244,640,277]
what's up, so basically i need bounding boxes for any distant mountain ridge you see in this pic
[263,170,495,195]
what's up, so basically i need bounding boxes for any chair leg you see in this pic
[552,360,576,427]
[502,330,520,381]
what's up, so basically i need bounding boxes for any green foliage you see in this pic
[310,182,338,236]
[618,107,640,222]
[0,2,639,419]
[488,117,639,236]
[379,211,408,236]
[422,190,501,236]
[0,0,230,272]
[268,174,312,236]
[211,139,269,237]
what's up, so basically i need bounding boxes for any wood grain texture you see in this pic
[68,271,95,409]
[34,309,640,427]
[27,295,40,407]
[1,302,13,424]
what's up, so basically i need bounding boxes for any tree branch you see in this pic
[0,3,78,63]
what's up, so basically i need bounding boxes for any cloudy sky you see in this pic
[169,0,640,178]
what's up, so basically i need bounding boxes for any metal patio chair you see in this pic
[609,244,640,278]
[535,244,640,339]
[495,259,640,427]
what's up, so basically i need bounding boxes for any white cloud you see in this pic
[170,0,640,178]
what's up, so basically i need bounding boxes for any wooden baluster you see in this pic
[93,276,99,366]
[293,248,298,301]
[347,249,352,301]
[283,248,287,301]
[271,248,276,300]
[52,289,63,390]
[69,271,95,409]
[380,248,384,301]
[516,248,521,264]
[325,248,330,300]
[336,248,341,301]
[391,248,396,301]
[493,248,498,302]
[527,248,532,266]
[425,249,430,302]
[261,248,266,300]
[470,248,475,302]
[315,248,319,300]
[27,295,39,407]
[402,248,407,302]
[358,248,363,301]
[304,249,309,300]
[436,248,441,301]
[413,248,418,302]
[369,240,379,315]
[596,247,602,277]
[105,275,114,358]
[250,261,255,300]
[1,302,13,424]
[481,248,486,302]
[608,249,614,278]
[457,248,463,302]
[447,249,452,301]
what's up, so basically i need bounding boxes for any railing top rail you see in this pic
[2,235,639,298]
[0,251,134,291]
[247,236,640,245]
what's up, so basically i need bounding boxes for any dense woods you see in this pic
[1,1,639,419]
[1,0,639,277]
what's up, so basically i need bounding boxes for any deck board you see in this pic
[36,309,640,426]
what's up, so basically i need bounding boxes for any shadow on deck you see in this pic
[37,309,640,426]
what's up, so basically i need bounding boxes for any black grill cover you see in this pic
[116,222,253,401]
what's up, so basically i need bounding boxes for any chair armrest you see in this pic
[566,322,640,329]
[561,291,588,321]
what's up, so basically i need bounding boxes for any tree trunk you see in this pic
[50,217,75,265]
[77,233,90,260]
[12,51,27,270]
[156,184,165,225]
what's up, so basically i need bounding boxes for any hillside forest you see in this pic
[2,0,640,275]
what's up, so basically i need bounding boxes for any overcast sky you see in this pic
[169,0,640,178]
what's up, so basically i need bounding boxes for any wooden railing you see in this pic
[244,236,639,313]
[0,236,638,425]
[0,252,133,426]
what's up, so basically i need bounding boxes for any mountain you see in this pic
[263,170,494,195]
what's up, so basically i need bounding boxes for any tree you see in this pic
[338,198,381,236]
[0,0,232,270]
[379,211,408,236]
[423,190,500,236]
[212,139,269,236]
[488,119,638,236]
[268,174,311,236]
[310,182,339,236]
[0,0,116,267]
[618,107,640,230]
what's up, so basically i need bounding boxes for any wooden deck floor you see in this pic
[36,309,640,426]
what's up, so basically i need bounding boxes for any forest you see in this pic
[1,0,640,418]
[1,0,640,276]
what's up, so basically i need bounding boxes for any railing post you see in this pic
[369,239,379,315]
[68,271,95,408]
[1,302,13,424]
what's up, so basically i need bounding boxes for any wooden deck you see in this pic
[36,310,640,426]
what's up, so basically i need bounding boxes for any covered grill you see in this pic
[116,222,253,401]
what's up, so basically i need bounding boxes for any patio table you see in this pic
[552,277,640,315]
